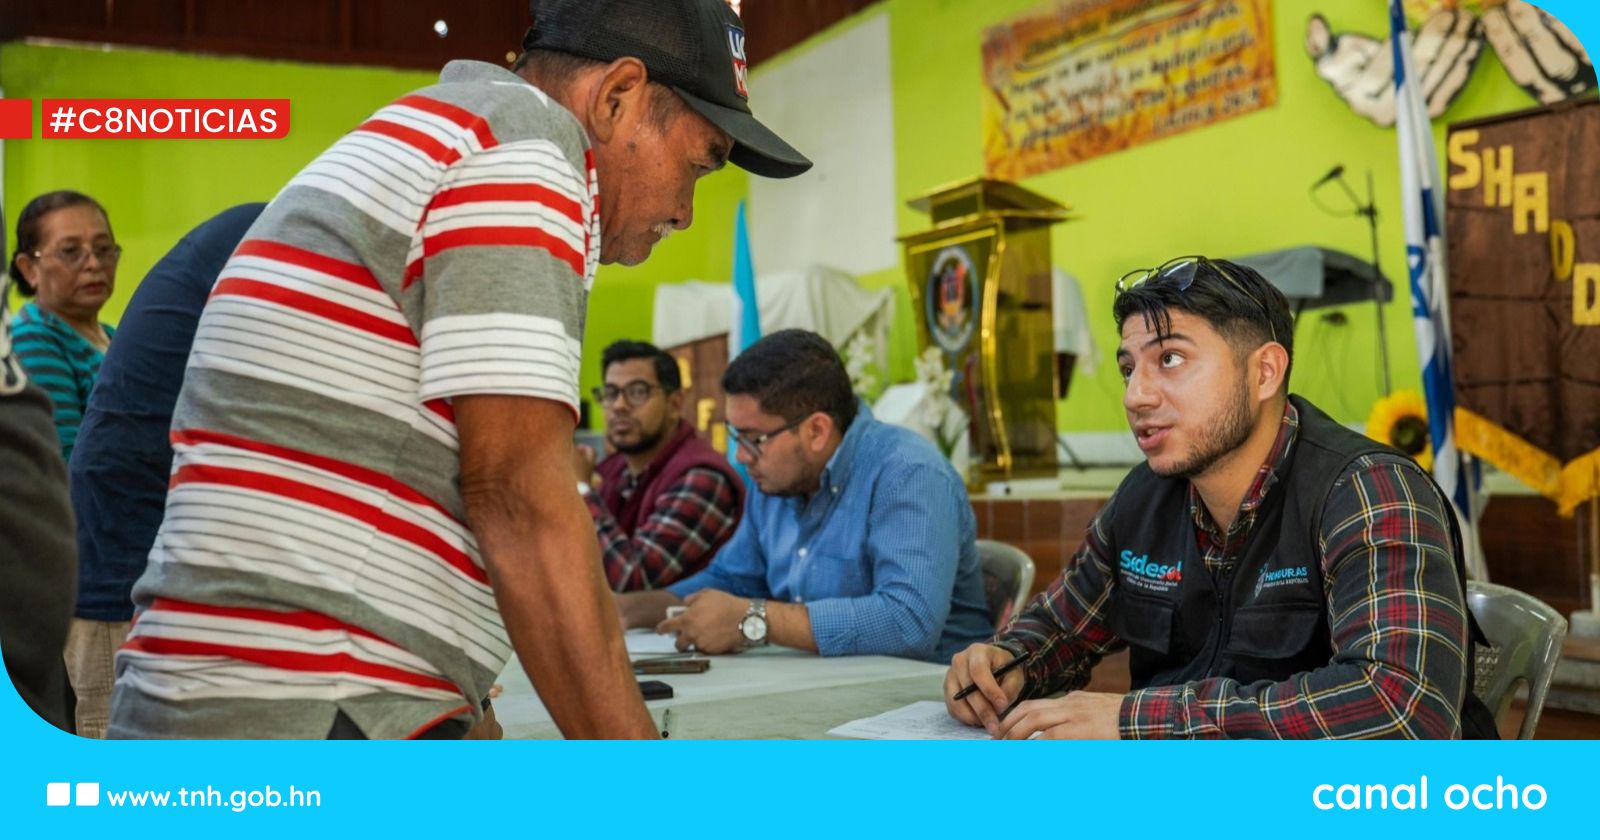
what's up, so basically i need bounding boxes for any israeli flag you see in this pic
[1390,0,1486,580]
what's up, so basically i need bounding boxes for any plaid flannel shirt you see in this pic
[584,466,739,592]
[994,402,1470,739]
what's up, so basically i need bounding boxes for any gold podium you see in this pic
[899,178,1070,487]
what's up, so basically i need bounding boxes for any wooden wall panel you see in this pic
[1479,496,1591,618]
[0,0,525,70]
[191,0,341,48]
[110,1,189,40]
[0,0,885,71]
[742,0,884,66]
[11,0,108,31]
[349,0,525,68]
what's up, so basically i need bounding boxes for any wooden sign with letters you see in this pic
[1445,99,1600,514]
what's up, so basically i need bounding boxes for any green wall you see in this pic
[0,41,752,415]
[0,0,1569,434]
[1,43,432,316]
[881,0,1540,431]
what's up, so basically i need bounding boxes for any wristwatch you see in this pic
[739,598,769,647]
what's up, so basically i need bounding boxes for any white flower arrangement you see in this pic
[842,331,881,401]
[914,346,966,461]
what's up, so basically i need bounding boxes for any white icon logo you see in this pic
[46,781,100,806]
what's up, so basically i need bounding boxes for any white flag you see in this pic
[1390,0,1485,579]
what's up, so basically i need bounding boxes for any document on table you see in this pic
[828,700,992,740]
[625,630,683,655]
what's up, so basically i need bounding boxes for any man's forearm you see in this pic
[1001,538,1122,697]
[765,600,817,652]
[471,490,658,739]
[1120,658,1463,740]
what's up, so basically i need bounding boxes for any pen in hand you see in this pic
[951,653,1029,702]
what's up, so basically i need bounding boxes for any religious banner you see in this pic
[981,0,1277,179]
[1445,99,1600,515]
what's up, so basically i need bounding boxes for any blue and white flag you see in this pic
[1390,0,1485,579]
[728,200,761,477]
[730,199,761,358]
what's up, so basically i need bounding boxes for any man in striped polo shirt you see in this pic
[108,0,809,740]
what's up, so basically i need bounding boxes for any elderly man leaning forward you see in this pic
[108,0,810,741]
[617,329,993,663]
[944,257,1496,740]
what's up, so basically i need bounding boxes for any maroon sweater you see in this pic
[592,420,744,587]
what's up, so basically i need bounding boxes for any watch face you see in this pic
[741,614,768,641]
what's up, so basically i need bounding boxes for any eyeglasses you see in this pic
[31,242,122,269]
[1116,256,1277,343]
[591,381,666,408]
[726,418,804,461]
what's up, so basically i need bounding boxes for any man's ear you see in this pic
[804,412,834,454]
[588,57,651,145]
[1254,342,1290,402]
[665,388,686,418]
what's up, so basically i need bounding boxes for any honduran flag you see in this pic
[730,199,761,358]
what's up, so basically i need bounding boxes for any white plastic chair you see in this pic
[976,539,1035,628]
[1467,581,1568,739]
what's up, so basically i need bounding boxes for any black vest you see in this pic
[1105,395,1496,736]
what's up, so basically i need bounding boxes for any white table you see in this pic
[493,634,950,739]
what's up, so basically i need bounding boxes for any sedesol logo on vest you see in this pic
[1119,549,1181,594]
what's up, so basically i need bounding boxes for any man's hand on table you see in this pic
[944,642,1027,736]
[617,589,682,630]
[656,589,749,654]
[996,692,1123,740]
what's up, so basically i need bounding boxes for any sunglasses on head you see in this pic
[1116,256,1277,343]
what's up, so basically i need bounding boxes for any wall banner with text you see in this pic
[982,0,1278,179]
[1446,99,1600,515]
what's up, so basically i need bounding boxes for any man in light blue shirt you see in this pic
[617,329,992,663]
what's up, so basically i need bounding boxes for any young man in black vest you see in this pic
[945,256,1489,739]
[576,341,744,591]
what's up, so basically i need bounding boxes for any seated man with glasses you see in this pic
[615,329,993,662]
[577,340,744,591]
[944,256,1494,739]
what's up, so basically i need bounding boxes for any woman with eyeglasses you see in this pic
[7,191,122,737]
[7,190,120,463]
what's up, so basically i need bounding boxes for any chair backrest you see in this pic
[976,539,1035,628]
[1466,581,1568,739]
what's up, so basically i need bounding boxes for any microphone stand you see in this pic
[1331,169,1393,397]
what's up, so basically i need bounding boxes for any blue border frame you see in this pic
[2,3,1597,835]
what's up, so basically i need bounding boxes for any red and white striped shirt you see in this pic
[112,61,600,740]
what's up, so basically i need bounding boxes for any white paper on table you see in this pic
[828,700,992,740]
[624,630,683,656]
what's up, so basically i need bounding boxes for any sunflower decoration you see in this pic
[1366,390,1434,471]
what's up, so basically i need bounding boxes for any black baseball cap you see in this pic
[522,0,812,179]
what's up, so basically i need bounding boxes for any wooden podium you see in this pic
[899,178,1071,487]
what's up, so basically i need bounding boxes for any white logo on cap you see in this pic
[727,25,748,99]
